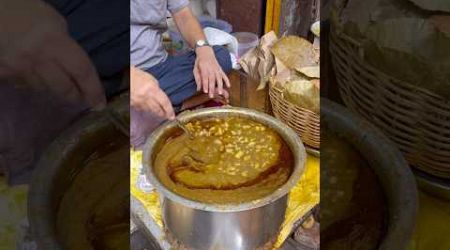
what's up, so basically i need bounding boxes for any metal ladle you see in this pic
[176,119,194,139]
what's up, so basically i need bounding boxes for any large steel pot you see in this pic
[28,95,129,249]
[143,107,307,250]
[322,99,418,250]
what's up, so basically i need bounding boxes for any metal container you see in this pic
[413,168,450,201]
[143,107,307,250]
[322,99,418,250]
[28,96,129,249]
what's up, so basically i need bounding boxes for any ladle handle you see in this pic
[176,119,194,139]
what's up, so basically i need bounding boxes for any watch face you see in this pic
[197,40,206,46]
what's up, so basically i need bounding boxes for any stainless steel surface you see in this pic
[163,196,287,250]
[143,107,307,250]
[413,168,450,201]
[322,99,418,250]
[28,95,129,250]
[305,146,320,158]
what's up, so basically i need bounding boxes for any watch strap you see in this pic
[194,40,210,49]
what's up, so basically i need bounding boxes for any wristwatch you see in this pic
[194,39,211,49]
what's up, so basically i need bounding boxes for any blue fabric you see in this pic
[45,0,129,97]
[146,46,232,107]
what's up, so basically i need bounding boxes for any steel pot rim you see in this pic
[27,95,129,249]
[321,99,418,250]
[143,107,307,212]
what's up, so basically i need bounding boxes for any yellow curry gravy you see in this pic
[154,117,294,204]
[321,131,387,249]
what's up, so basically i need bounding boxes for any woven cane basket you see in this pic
[269,82,320,149]
[329,24,450,178]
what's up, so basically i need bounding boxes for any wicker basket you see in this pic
[269,82,320,149]
[329,24,450,178]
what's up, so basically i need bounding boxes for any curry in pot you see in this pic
[321,131,388,249]
[153,117,294,204]
[57,143,129,250]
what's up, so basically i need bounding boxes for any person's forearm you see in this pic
[172,6,230,98]
[172,7,206,49]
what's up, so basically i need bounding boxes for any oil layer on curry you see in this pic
[154,117,295,204]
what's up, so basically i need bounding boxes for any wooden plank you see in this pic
[229,70,271,113]
[228,70,242,107]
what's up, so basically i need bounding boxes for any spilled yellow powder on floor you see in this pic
[0,177,28,249]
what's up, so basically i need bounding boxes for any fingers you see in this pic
[193,62,202,91]
[134,87,174,120]
[195,58,230,99]
[215,72,223,95]
[201,70,209,94]
[130,66,175,120]
[145,98,165,118]
[222,71,231,88]
[208,71,216,98]
[54,36,106,109]
[221,88,230,100]
[21,67,45,91]
[154,89,175,120]
[36,61,82,103]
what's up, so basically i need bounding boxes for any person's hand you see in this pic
[194,46,231,98]
[130,66,175,120]
[0,83,87,184]
[0,0,106,108]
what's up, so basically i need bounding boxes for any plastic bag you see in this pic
[204,27,240,69]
